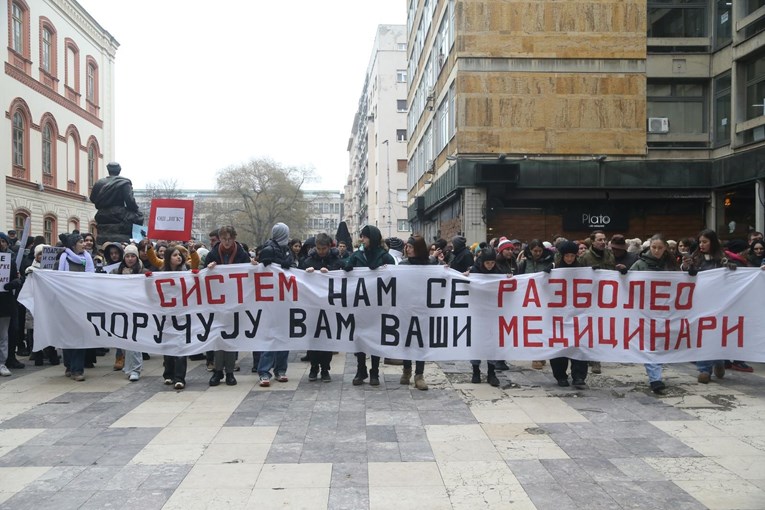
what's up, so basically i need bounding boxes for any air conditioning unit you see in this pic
[425,159,435,174]
[648,117,669,134]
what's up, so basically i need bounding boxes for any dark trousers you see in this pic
[163,356,187,384]
[550,357,588,382]
[355,353,380,375]
[7,307,19,363]
[309,350,333,371]
[403,360,425,374]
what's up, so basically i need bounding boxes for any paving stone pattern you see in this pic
[0,353,764,509]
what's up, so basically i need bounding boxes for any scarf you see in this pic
[58,248,95,273]
[218,242,236,264]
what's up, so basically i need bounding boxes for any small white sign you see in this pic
[721,12,728,24]
[41,246,65,270]
[0,253,11,292]
[154,208,186,231]
[722,118,728,126]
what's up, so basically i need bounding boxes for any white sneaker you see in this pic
[128,372,140,382]
[0,365,10,376]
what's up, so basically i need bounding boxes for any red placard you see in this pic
[147,199,194,241]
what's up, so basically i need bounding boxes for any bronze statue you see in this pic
[89,162,144,243]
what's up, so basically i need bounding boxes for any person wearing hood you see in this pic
[55,232,95,381]
[300,233,344,382]
[448,235,474,273]
[629,234,678,393]
[205,226,251,387]
[344,225,395,386]
[102,242,125,267]
[256,223,295,387]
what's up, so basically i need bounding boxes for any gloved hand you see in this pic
[261,259,272,267]
[343,264,353,272]
[542,266,551,274]
[281,261,292,269]
[619,266,628,275]
[688,267,698,276]
[726,262,738,271]
[369,263,379,270]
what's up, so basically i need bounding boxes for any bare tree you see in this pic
[215,158,314,246]
[144,178,183,199]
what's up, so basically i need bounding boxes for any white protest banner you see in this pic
[0,253,10,292]
[40,246,65,270]
[17,266,765,362]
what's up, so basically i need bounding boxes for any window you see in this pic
[42,28,51,71]
[396,69,407,83]
[714,72,731,146]
[68,218,79,232]
[9,1,30,71]
[12,112,24,167]
[397,99,407,112]
[14,211,28,233]
[647,1,707,38]
[715,0,731,48]
[397,159,407,173]
[397,219,410,232]
[396,129,407,142]
[86,57,99,109]
[397,189,407,202]
[87,143,97,191]
[647,82,706,135]
[746,54,765,121]
[11,2,23,53]
[43,215,56,245]
[65,39,80,102]
[397,42,407,51]
[747,0,765,16]
[42,125,52,175]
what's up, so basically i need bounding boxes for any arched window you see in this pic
[64,38,80,104]
[87,144,96,192]
[42,124,52,174]
[88,222,97,238]
[10,98,31,179]
[14,210,29,233]
[85,57,99,110]
[8,1,31,73]
[39,18,58,89]
[12,112,24,167]
[68,218,79,232]
[40,113,59,187]
[43,215,57,245]
[65,126,81,193]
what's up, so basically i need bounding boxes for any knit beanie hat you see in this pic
[386,237,405,252]
[0,232,9,245]
[59,232,83,250]
[123,244,139,258]
[452,235,467,252]
[271,223,290,246]
[496,237,513,252]
[558,240,579,255]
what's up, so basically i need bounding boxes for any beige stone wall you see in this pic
[458,0,646,59]
[457,72,646,155]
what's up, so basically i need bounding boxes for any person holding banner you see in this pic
[24,244,60,367]
[629,234,678,394]
[0,232,23,377]
[398,235,436,390]
[345,225,396,386]
[160,245,195,389]
[206,226,251,387]
[681,229,727,384]
[518,239,556,372]
[55,232,95,381]
[256,223,295,387]
[110,244,146,382]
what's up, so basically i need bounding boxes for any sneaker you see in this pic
[225,373,237,386]
[531,360,545,370]
[0,365,11,377]
[589,361,602,374]
[732,362,754,373]
[308,369,319,381]
[714,364,726,379]
[321,371,332,383]
[556,378,570,387]
[128,372,140,382]
[174,381,185,390]
[698,372,711,384]
[650,380,666,394]
[573,379,588,390]
[163,378,173,385]
[206,362,215,372]
[73,373,85,382]
[276,374,288,383]
[259,377,271,387]
[494,361,510,371]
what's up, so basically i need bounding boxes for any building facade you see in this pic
[406,0,765,244]
[302,189,344,240]
[3,0,117,244]
[345,25,410,240]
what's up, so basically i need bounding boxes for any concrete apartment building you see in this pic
[345,25,410,240]
[3,0,117,244]
[406,0,765,244]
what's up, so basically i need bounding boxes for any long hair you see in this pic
[407,234,429,261]
[162,246,187,271]
[694,228,723,261]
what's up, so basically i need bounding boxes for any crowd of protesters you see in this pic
[0,223,761,396]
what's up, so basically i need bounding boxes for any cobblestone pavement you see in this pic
[0,353,764,509]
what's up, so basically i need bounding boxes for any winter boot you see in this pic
[45,346,60,366]
[414,374,428,391]
[209,370,224,386]
[113,353,125,371]
[400,368,412,385]
[487,365,500,387]
[471,365,481,384]
[369,368,380,386]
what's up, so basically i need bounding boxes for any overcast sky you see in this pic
[76,1,407,191]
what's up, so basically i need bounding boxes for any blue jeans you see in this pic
[63,349,86,374]
[644,363,663,383]
[123,350,143,376]
[696,360,724,374]
[258,351,288,379]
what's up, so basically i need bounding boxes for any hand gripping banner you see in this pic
[17,265,765,362]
